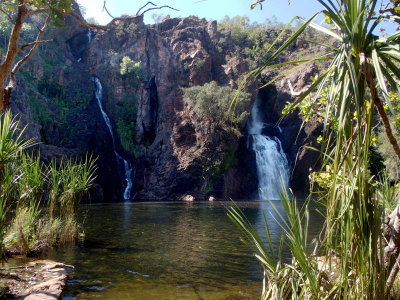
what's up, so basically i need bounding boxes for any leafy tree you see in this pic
[0,0,106,111]
[218,15,293,69]
[120,57,143,86]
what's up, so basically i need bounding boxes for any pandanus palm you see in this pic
[229,0,400,298]
[0,111,35,254]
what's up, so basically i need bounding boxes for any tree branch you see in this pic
[360,53,400,161]
[27,8,107,31]
[0,4,29,110]
[136,1,157,16]
[64,12,107,31]
[0,7,12,21]
[0,5,28,79]
[103,0,115,19]
[20,39,52,50]
[3,17,50,110]
[140,5,179,16]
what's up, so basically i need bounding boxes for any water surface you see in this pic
[39,201,323,299]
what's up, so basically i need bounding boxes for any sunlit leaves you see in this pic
[0,0,74,26]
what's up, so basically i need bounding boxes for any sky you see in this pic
[75,0,326,25]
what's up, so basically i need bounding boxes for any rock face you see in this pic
[86,15,255,200]
[12,10,322,201]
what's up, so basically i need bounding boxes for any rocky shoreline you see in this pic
[0,261,72,299]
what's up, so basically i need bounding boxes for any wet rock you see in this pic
[180,194,195,202]
[2,261,72,299]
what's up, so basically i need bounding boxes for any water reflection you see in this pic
[38,201,323,300]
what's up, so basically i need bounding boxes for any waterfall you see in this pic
[76,29,92,63]
[93,77,133,201]
[87,28,92,43]
[248,98,289,200]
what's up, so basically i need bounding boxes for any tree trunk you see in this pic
[365,62,400,297]
[365,71,400,161]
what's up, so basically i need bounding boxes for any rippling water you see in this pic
[14,201,324,299]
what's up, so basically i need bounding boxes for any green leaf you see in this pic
[299,17,342,41]
[371,48,391,109]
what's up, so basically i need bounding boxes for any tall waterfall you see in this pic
[93,77,133,201]
[248,98,289,200]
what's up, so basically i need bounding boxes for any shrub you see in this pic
[116,100,138,153]
[183,81,251,126]
[120,57,143,86]
[0,111,97,254]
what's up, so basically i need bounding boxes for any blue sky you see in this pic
[76,0,325,25]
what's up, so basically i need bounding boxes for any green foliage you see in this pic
[27,91,51,136]
[200,144,237,194]
[218,16,297,69]
[378,125,400,181]
[114,19,142,38]
[33,72,90,144]
[115,95,138,153]
[234,0,400,298]
[0,0,74,27]
[16,153,44,208]
[120,57,143,86]
[183,81,251,126]
[229,192,321,299]
[0,111,97,254]
[4,155,97,253]
[218,16,254,46]
[0,111,35,167]
[0,14,12,52]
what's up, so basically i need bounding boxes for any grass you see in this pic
[0,111,98,256]
[228,179,393,299]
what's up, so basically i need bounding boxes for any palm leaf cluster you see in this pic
[231,0,400,299]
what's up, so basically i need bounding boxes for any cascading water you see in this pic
[87,28,92,43]
[77,29,92,63]
[93,77,133,201]
[247,98,289,200]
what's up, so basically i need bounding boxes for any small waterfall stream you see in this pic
[93,77,133,201]
[77,29,92,63]
[248,98,289,200]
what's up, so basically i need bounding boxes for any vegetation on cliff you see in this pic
[183,81,251,127]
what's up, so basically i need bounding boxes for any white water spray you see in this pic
[248,98,289,200]
[93,77,133,201]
